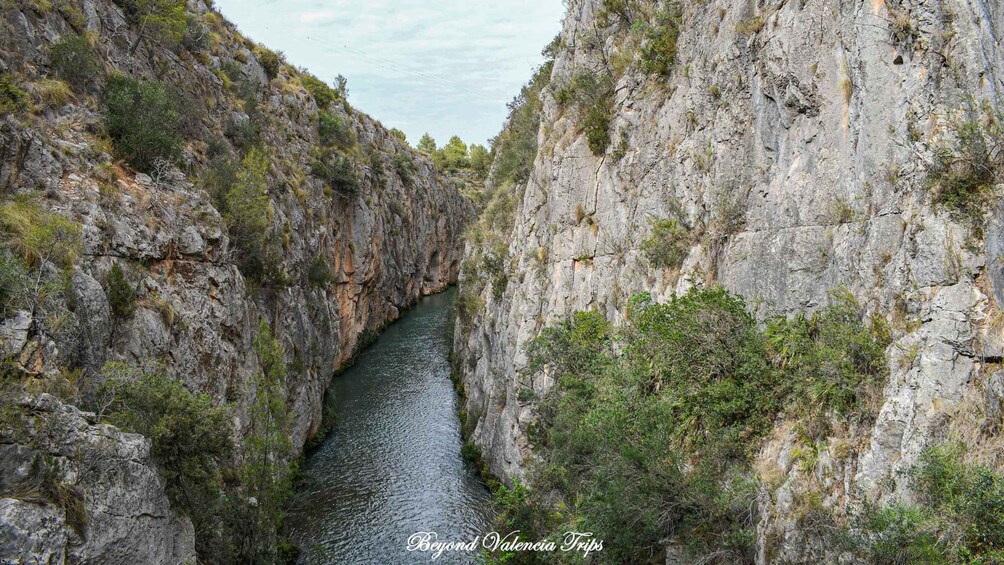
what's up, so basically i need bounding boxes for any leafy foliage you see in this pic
[102,75,184,172]
[106,262,136,321]
[223,148,274,280]
[310,152,359,196]
[115,0,187,48]
[255,47,284,81]
[557,71,614,155]
[499,287,891,563]
[853,444,1004,564]
[103,367,233,523]
[301,74,338,109]
[927,103,1003,235]
[765,290,889,430]
[489,59,552,187]
[0,75,27,116]
[417,133,437,156]
[639,6,683,76]
[640,217,689,270]
[318,111,355,149]
[220,320,297,563]
[50,33,102,90]
[0,196,81,335]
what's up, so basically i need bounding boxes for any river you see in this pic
[286,288,495,564]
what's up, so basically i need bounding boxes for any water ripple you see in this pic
[287,289,495,564]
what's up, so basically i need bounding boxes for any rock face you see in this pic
[0,0,471,561]
[454,0,1002,559]
[0,395,196,565]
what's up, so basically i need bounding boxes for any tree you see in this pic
[121,0,187,53]
[390,128,407,144]
[102,75,183,172]
[441,135,470,170]
[470,144,490,180]
[106,262,137,321]
[222,320,295,563]
[334,74,348,98]
[417,133,437,156]
[224,148,272,277]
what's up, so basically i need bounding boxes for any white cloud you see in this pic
[297,9,337,23]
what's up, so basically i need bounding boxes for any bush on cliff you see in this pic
[491,287,890,563]
[101,363,233,534]
[102,75,184,172]
[852,444,1004,563]
[50,33,102,91]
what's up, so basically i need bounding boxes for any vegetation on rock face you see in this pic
[639,5,683,76]
[0,196,81,334]
[102,365,233,526]
[106,262,137,321]
[486,288,890,564]
[927,102,1003,236]
[0,75,27,116]
[302,73,340,110]
[640,217,690,270]
[96,320,298,563]
[50,33,102,91]
[223,147,275,281]
[113,0,187,50]
[557,71,615,155]
[102,75,184,172]
[851,444,1004,564]
[310,152,360,197]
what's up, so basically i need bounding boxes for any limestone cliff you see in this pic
[455,0,1003,559]
[0,0,471,562]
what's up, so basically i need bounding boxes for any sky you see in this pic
[213,0,565,148]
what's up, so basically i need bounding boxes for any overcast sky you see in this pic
[213,0,564,148]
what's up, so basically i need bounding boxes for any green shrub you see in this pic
[640,217,690,270]
[490,60,552,187]
[50,33,102,90]
[0,197,81,339]
[0,75,27,116]
[390,128,407,143]
[557,71,614,155]
[104,368,233,513]
[307,257,331,287]
[223,148,274,279]
[106,262,136,320]
[318,111,355,149]
[765,290,889,429]
[507,286,892,563]
[255,46,284,81]
[460,441,482,464]
[310,152,359,196]
[639,6,683,76]
[114,0,187,48]
[219,320,296,564]
[180,14,209,53]
[853,444,1004,564]
[302,74,338,109]
[927,104,1003,234]
[102,75,183,172]
[224,115,260,152]
[393,154,415,187]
